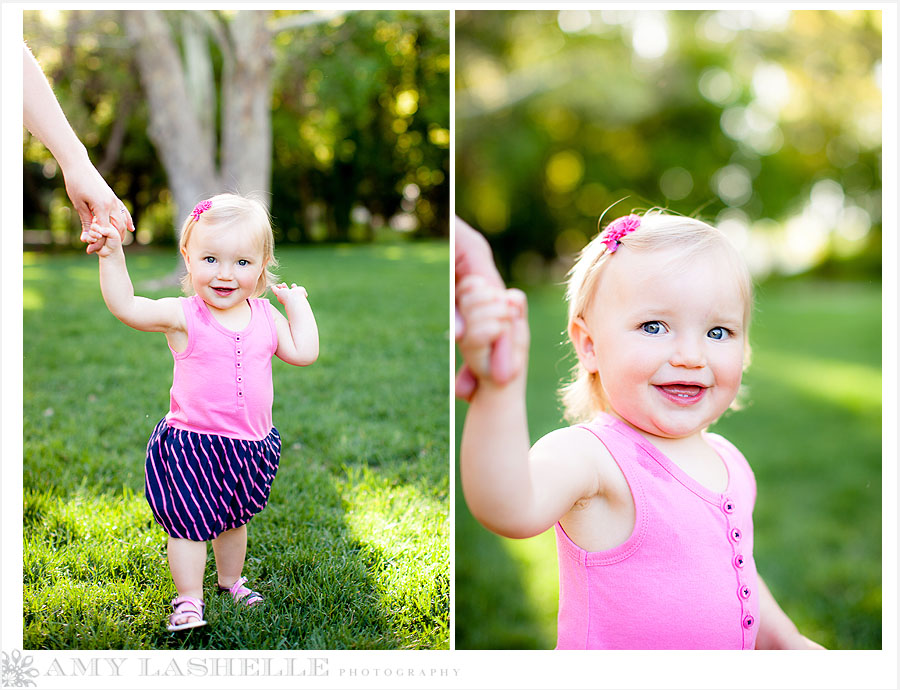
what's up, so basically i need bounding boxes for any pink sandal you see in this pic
[167,596,207,632]
[217,576,263,606]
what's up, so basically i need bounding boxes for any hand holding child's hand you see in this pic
[271,282,309,307]
[86,218,123,258]
[456,275,529,387]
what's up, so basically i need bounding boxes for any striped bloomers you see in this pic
[144,418,281,541]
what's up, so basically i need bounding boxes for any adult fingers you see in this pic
[122,205,135,233]
[454,217,504,288]
[488,333,513,384]
[455,306,465,341]
[455,364,477,402]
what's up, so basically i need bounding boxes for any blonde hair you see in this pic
[559,210,754,423]
[179,193,279,298]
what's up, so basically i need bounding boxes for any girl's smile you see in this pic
[654,382,708,405]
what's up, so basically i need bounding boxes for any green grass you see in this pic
[23,241,450,650]
[455,277,882,650]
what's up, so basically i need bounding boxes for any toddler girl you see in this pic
[88,193,319,632]
[457,211,822,649]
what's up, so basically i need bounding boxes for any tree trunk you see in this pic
[123,10,220,232]
[124,9,344,269]
[219,12,273,200]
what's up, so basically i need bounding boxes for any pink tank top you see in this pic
[166,295,278,441]
[555,413,759,649]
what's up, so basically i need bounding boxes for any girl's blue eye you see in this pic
[238,259,249,266]
[708,327,729,340]
[204,257,215,263]
[641,321,666,335]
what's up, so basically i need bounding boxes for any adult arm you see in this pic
[23,42,134,251]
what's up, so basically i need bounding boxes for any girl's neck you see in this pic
[610,413,728,493]
[202,297,252,331]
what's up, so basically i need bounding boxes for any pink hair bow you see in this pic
[191,200,212,221]
[600,214,641,253]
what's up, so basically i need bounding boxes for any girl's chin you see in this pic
[617,410,711,440]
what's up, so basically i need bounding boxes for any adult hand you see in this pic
[455,216,514,401]
[63,158,134,253]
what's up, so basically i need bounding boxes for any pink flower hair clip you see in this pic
[191,199,212,221]
[600,214,641,253]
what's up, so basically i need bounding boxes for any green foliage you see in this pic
[455,277,881,650]
[271,11,450,241]
[455,10,882,282]
[23,9,449,244]
[23,242,450,649]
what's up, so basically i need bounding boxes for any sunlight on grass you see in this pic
[67,266,104,283]
[372,243,449,263]
[340,466,450,648]
[752,351,881,413]
[26,488,150,539]
[23,288,44,310]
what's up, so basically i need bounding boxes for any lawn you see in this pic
[22,241,450,650]
[455,277,882,650]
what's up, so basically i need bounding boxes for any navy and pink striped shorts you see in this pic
[144,418,281,541]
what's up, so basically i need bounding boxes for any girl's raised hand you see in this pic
[86,217,123,258]
[271,282,309,306]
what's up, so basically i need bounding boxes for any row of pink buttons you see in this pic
[722,495,754,636]
[235,333,244,403]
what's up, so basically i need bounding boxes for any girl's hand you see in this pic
[456,274,529,385]
[271,282,309,307]
[86,217,123,258]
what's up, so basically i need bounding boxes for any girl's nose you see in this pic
[670,335,706,368]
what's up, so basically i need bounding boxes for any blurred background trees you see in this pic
[23,9,449,247]
[456,9,882,283]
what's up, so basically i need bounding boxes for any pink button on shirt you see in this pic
[166,295,278,441]
[555,413,759,649]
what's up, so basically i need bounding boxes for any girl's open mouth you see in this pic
[212,287,236,296]
[655,384,707,405]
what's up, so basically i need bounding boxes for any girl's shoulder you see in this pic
[531,422,629,511]
[533,423,605,452]
[531,423,618,475]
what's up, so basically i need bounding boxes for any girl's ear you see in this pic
[569,316,598,373]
